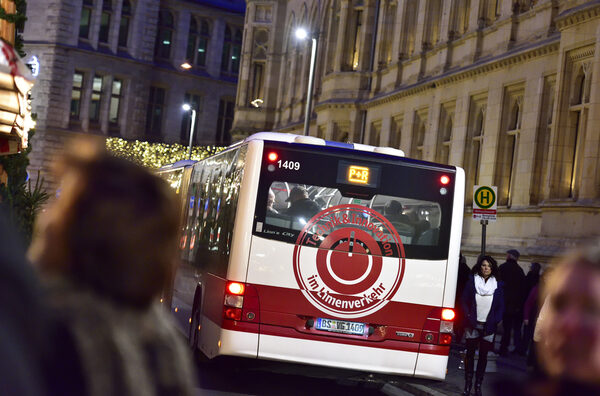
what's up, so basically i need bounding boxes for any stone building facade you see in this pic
[233,0,600,262]
[24,0,245,188]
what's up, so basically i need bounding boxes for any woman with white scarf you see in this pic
[461,255,505,396]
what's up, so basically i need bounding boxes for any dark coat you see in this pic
[286,198,321,220]
[498,259,526,314]
[461,274,505,336]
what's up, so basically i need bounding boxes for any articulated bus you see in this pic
[158,132,465,379]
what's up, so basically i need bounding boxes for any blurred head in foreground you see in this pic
[539,240,600,385]
[29,138,179,308]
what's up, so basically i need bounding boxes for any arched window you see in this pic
[187,17,210,67]
[154,9,174,60]
[118,0,132,47]
[221,25,242,75]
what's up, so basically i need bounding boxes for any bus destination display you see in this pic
[337,160,380,188]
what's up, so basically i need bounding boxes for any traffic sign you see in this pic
[473,185,497,221]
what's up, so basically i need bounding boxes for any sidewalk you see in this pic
[385,343,529,396]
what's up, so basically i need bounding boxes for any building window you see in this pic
[553,61,591,199]
[449,0,470,39]
[424,0,442,49]
[411,111,427,160]
[378,1,396,67]
[70,71,84,119]
[98,0,112,44]
[350,9,363,70]
[435,106,454,164]
[180,93,201,143]
[109,78,122,124]
[79,0,93,39]
[495,90,523,206]
[531,75,555,204]
[390,115,402,148]
[400,0,418,58]
[216,98,234,144]
[187,18,210,67]
[221,26,242,75]
[154,9,174,60]
[464,99,486,205]
[89,75,103,123]
[118,0,132,47]
[146,86,165,137]
[369,121,381,146]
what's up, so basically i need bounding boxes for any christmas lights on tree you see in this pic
[106,138,225,169]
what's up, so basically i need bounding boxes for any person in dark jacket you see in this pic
[0,210,47,396]
[498,248,526,356]
[461,255,505,396]
[455,253,471,344]
[285,186,321,220]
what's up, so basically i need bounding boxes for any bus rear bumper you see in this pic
[257,333,448,380]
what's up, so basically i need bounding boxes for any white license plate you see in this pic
[315,318,365,335]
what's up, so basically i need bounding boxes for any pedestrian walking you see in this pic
[498,249,526,356]
[29,139,196,396]
[461,255,505,396]
[518,262,542,356]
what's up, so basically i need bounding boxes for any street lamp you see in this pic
[295,27,318,136]
[182,103,197,159]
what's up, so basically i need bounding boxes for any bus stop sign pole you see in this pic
[480,219,488,256]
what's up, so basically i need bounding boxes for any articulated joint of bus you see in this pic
[223,281,260,323]
[421,307,455,346]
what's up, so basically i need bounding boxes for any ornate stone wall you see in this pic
[234,0,600,264]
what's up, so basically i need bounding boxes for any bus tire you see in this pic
[189,287,209,363]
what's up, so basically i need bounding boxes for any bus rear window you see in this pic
[253,143,456,260]
[264,182,441,248]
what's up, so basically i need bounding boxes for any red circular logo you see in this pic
[293,204,405,318]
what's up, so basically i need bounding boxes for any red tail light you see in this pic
[441,308,455,321]
[223,282,260,323]
[227,281,245,295]
[224,307,242,321]
[440,175,450,185]
[267,152,278,162]
[422,307,455,345]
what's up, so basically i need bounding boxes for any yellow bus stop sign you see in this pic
[473,185,497,221]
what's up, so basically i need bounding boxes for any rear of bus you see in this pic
[221,136,464,379]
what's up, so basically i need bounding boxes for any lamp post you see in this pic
[295,27,319,136]
[182,103,197,159]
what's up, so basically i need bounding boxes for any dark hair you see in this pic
[471,255,499,278]
[31,139,180,308]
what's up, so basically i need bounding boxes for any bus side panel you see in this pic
[442,167,465,308]
[227,140,263,282]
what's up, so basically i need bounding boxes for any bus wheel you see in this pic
[189,304,201,351]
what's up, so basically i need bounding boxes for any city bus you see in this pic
[158,132,465,380]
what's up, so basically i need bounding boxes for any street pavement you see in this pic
[385,343,529,395]
[193,342,529,395]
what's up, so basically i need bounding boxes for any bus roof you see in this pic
[158,159,197,170]
[241,132,405,158]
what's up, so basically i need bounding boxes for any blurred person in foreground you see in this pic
[0,209,47,396]
[29,139,196,396]
[495,241,600,396]
[461,255,505,396]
